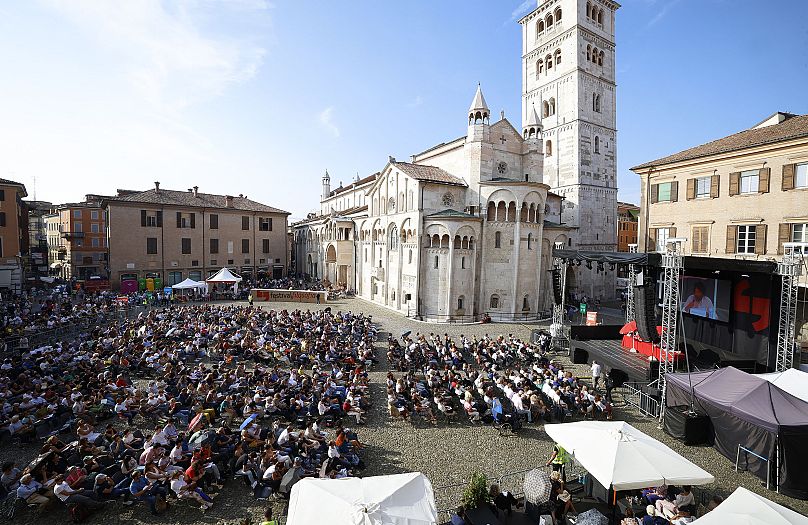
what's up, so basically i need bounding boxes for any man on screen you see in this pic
[683,282,715,319]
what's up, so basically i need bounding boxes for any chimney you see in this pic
[225,195,234,208]
[193,186,199,198]
[154,181,160,191]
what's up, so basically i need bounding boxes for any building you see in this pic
[0,178,29,293]
[294,83,573,321]
[519,0,620,300]
[631,111,808,351]
[103,183,290,291]
[44,197,108,281]
[617,201,639,252]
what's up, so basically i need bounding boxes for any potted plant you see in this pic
[461,472,491,510]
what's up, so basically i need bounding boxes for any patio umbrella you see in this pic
[280,467,303,495]
[239,413,258,431]
[523,469,552,505]
[576,508,609,525]
[189,429,215,448]
[401,330,412,339]
[188,413,204,432]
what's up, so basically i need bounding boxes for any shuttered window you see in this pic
[797,164,808,189]
[146,237,158,255]
[691,226,709,253]
[181,238,191,254]
[740,170,759,194]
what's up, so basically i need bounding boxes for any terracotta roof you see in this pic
[393,162,467,187]
[632,113,808,170]
[108,187,289,214]
[329,173,378,197]
[291,205,368,227]
[0,178,28,197]
[425,209,479,219]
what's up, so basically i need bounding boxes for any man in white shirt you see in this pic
[591,360,602,390]
[53,475,106,509]
[510,391,532,423]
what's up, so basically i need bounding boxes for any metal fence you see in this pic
[618,381,661,418]
[408,310,552,324]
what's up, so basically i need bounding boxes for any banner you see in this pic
[252,289,326,303]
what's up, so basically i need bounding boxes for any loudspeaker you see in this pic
[573,348,589,364]
[634,282,660,344]
[684,414,712,445]
[552,267,563,305]
[648,360,660,382]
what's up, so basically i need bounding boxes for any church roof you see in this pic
[468,84,489,113]
[108,187,289,214]
[632,113,808,170]
[425,209,479,220]
[392,162,467,187]
[329,173,378,197]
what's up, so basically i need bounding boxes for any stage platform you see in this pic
[570,338,659,384]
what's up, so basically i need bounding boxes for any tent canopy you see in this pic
[666,367,808,432]
[205,267,242,283]
[172,278,207,290]
[544,421,714,491]
[691,486,808,525]
[287,472,437,525]
[756,369,808,404]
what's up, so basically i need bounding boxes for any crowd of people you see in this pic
[0,302,377,520]
[385,330,612,430]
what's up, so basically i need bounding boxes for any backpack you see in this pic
[69,503,91,523]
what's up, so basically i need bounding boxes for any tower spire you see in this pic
[523,102,542,139]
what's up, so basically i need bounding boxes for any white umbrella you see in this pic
[523,469,552,505]
[287,473,437,525]
[692,487,808,525]
[544,421,714,491]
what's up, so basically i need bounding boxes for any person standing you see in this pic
[248,293,254,306]
[546,443,570,481]
[591,360,602,390]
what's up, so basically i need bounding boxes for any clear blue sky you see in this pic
[1,0,806,218]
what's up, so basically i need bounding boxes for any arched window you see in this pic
[461,256,466,269]
[546,55,553,71]
[389,227,398,250]
[592,47,598,63]
[495,231,502,248]
[490,295,500,309]
[555,8,562,22]
[593,93,601,113]
[537,20,544,34]
[587,44,591,61]
[527,233,533,250]
[594,136,600,154]
[391,290,396,302]
[457,296,465,310]
[598,50,604,66]
[542,101,549,118]
[554,49,561,66]
[536,60,543,77]
[586,2,592,19]
[434,255,439,269]
[546,14,553,27]
[408,249,412,264]
[549,97,556,116]
[522,295,530,311]
[597,9,603,25]
[545,140,553,157]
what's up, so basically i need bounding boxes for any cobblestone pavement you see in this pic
[3,297,806,524]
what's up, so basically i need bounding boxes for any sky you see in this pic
[1,0,807,219]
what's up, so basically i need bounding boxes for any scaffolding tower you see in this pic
[659,238,685,421]
[551,242,569,353]
[626,244,638,324]
[775,243,806,372]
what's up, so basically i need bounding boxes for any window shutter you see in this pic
[755,224,767,255]
[141,210,147,227]
[669,227,677,238]
[156,211,163,227]
[782,164,795,191]
[725,225,737,253]
[648,228,657,251]
[190,213,196,229]
[176,212,182,228]
[670,181,679,202]
[686,178,696,200]
[710,174,720,198]
[778,223,791,255]
[759,167,770,193]
[650,184,659,204]
[729,172,740,196]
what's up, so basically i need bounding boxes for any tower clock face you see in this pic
[497,161,508,174]
[442,193,454,206]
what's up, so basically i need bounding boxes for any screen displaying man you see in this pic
[682,281,715,319]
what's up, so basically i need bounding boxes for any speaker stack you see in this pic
[552,267,563,305]
[633,274,660,344]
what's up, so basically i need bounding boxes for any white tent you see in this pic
[171,278,207,291]
[287,472,437,525]
[205,267,242,294]
[692,486,808,525]
[544,421,714,490]
[756,369,808,403]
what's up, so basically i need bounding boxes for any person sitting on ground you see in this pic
[489,483,521,516]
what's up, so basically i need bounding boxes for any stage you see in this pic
[570,338,660,384]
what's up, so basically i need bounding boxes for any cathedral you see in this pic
[293,0,618,322]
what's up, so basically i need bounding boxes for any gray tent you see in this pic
[666,367,808,499]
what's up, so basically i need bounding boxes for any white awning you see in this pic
[691,486,808,525]
[205,267,243,283]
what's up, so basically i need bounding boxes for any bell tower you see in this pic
[321,170,331,202]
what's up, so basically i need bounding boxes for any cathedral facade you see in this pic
[293,0,618,322]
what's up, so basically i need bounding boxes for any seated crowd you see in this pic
[0,303,376,519]
[386,331,612,428]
